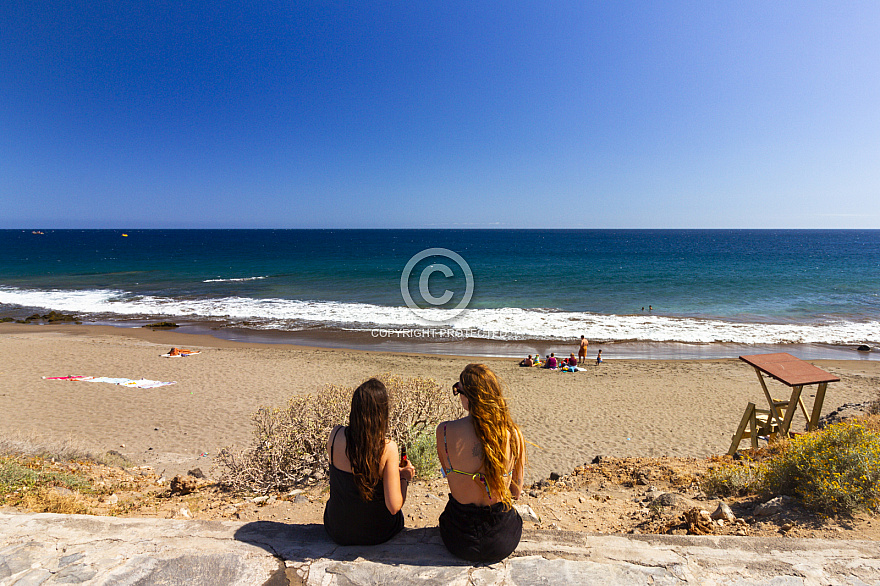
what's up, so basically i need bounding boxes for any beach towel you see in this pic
[120,379,177,389]
[44,376,176,388]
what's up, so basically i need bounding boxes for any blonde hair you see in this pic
[459,363,525,508]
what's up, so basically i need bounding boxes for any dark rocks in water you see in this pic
[0,316,13,323]
[857,345,872,352]
[143,321,180,329]
[22,311,80,324]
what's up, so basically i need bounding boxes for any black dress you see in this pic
[323,427,404,545]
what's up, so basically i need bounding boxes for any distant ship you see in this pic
[31,230,45,235]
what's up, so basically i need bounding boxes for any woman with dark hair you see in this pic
[436,364,526,563]
[323,378,415,545]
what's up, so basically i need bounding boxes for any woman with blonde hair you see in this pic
[324,378,415,545]
[436,363,526,562]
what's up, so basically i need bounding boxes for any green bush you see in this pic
[760,420,880,515]
[405,425,440,480]
[703,419,880,516]
[702,462,759,497]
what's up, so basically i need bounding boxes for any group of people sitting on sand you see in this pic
[520,349,602,370]
[323,364,525,563]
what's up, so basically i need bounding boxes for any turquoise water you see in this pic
[1,229,879,355]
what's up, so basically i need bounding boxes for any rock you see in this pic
[549,472,561,481]
[684,508,714,535]
[169,475,198,496]
[514,504,541,523]
[187,468,206,479]
[653,492,700,511]
[857,345,872,352]
[180,507,192,518]
[754,495,793,517]
[711,501,736,522]
[252,496,270,505]
[529,490,539,498]
[818,401,875,428]
[106,494,119,505]
[293,495,308,504]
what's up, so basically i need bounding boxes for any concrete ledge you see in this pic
[1,512,878,585]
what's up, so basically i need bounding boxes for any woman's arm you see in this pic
[510,427,525,499]
[381,440,414,514]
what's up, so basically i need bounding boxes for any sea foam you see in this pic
[1,286,877,345]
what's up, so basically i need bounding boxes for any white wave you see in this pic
[0,286,877,345]
[202,276,268,283]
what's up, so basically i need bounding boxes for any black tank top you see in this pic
[322,427,404,545]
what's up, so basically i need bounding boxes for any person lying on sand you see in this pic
[168,347,196,356]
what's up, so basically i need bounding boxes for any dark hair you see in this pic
[345,378,389,501]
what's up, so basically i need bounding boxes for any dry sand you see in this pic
[2,323,878,482]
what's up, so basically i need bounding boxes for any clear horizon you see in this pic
[3,2,879,230]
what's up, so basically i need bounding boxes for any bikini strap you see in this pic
[330,426,342,466]
[442,423,451,472]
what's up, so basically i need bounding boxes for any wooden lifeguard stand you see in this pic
[728,353,840,456]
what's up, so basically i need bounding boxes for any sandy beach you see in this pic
[2,323,878,482]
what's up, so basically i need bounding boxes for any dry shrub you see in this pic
[217,373,462,493]
[862,413,880,432]
[869,386,880,416]
[21,489,89,515]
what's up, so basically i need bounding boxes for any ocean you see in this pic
[1,229,878,360]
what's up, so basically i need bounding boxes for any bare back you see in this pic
[436,416,522,506]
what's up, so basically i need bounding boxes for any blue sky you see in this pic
[2,2,879,229]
